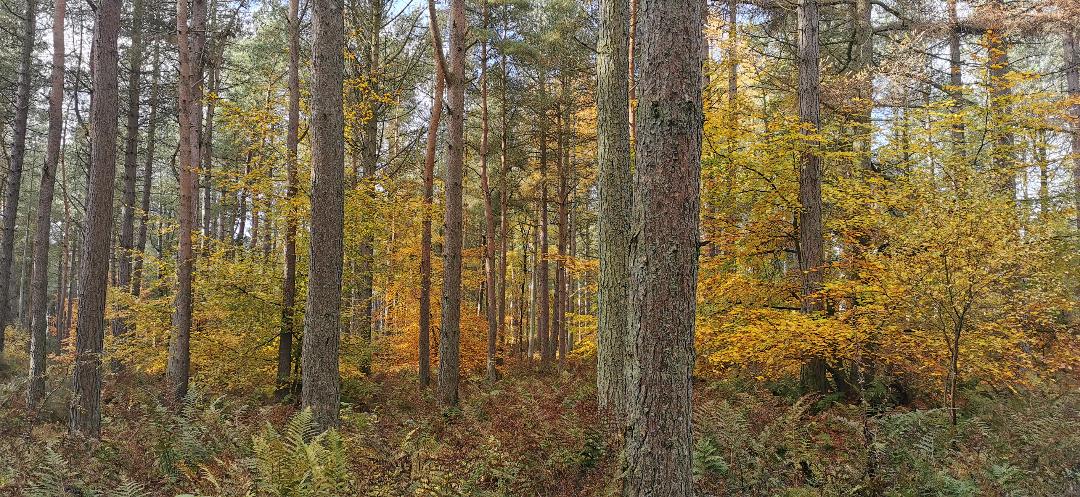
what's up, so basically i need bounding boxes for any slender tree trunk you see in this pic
[537,74,551,369]
[555,79,571,368]
[355,0,383,366]
[277,0,301,401]
[28,0,65,410]
[796,0,827,394]
[115,0,145,336]
[438,0,467,405]
[70,0,121,437]
[622,0,703,493]
[303,0,346,429]
[1065,29,1080,230]
[947,0,965,155]
[202,62,219,243]
[419,0,446,389]
[479,0,498,384]
[0,0,38,352]
[987,0,1015,199]
[596,0,631,418]
[496,0,510,360]
[133,46,161,300]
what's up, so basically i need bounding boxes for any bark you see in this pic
[987,1,1015,198]
[596,0,632,418]
[303,0,346,429]
[0,0,37,352]
[115,0,145,335]
[555,78,571,367]
[29,0,64,410]
[419,0,446,389]
[496,0,510,362]
[438,0,467,405]
[70,0,121,437]
[852,0,872,170]
[480,0,498,384]
[1065,29,1080,230]
[796,0,828,394]
[202,62,219,243]
[133,46,162,300]
[947,0,966,155]
[355,0,383,361]
[169,0,207,403]
[537,74,551,368]
[622,0,703,493]
[726,0,737,107]
[277,0,301,401]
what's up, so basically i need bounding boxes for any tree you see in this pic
[28,0,65,411]
[437,0,466,405]
[303,0,346,429]
[0,0,37,352]
[621,0,703,494]
[595,0,631,419]
[1065,28,1080,230]
[133,45,162,300]
[116,0,146,335]
[479,0,498,384]
[796,0,827,394]
[419,0,446,389]
[169,0,208,403]
[70,0,121,437]
[277,0,302,400]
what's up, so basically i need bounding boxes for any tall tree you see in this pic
[116,0,146,335]
[133,45,162,300]
[303,0,346,429]
[537,72,551,368]
[70,0,121,437]
[169,0,208,402]
[437,0,466,405]
[28,0,65,410]
[277,0,301,400]
[480,0,498,384]
[0,0,37,352]
[419,0,446,389]
[622,0,704,493]
[796,0,827,394]
[1065,28,1080,230]
[595,0,631,419]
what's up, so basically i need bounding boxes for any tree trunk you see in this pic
[277,0,301,401]
[437,0,467,405]
[947,0,965,155]
[480,0,498,384]
[596,0,631,419]
[70,0,121,437]
[622,0,703,493]
[133,46,161,300]
[496,0,510,362]
[987,0,1015,199]
[303,0,346,429]
[796,0,828,394]
[419,0,446,389]
[355,0,383,367]
[29,0,64,410]
[537,74,551,369]
[115,0,145,335]
[1065,29,1080,230]
[0,0,37,352]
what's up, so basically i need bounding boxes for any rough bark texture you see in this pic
[28,0,64,410]
[496,0,510,356]
[419,0,446,389]
[277,0,301,401]
[537,75,551,368]
[947,0,966,153]
[116,0,145,335]
[437,0,466,405]
[987,0,1015,198]
[0,0,37,352]
[595,0,631,419]
[70,0,120,437]
[622,0,703,494]
[796,0,828,394]
[302,0,346,429]
[1065,29,1080,230]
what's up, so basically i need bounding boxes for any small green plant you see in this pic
[250,408,352,496]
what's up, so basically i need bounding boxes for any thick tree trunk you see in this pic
[70,0,121,437]
[796,0,828,394]
[115,0,145,335]
[303,0,346,429]
[480,0,498,384]
[420,0,446,389]
[0,0,37,352]
[133,46,161,300]
[596,0,631,418]
[622,0,703,493]
[29,0,64,410]
[277,0,301,401]
[437,0,467,405]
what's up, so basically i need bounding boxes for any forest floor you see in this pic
[0,334,1077,496]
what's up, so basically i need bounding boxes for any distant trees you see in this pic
[303,0,346,428]
[70,0,121,437]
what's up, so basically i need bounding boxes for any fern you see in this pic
[107,477,148,497]
[26,447,66,497]
[250,409,352,497]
